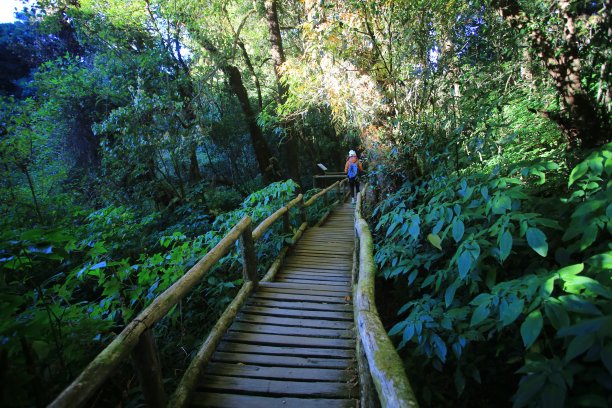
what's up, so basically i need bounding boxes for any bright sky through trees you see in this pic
[0,0,27,23]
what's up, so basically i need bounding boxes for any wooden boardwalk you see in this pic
[191,203,358,407]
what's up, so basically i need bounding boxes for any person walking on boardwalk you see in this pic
[344,150,363,204]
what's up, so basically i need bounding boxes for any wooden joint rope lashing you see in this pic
[353,186,420,408]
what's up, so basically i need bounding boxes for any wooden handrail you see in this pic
[353,185,419,408]
[50,185,345,408]
[252,194,303,240]
[49,216,253,408]
[303,178,347,207]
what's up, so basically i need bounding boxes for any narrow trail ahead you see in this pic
[191,203,358,407]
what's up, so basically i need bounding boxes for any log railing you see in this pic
[49,179,348,408]
[353,185,419,408]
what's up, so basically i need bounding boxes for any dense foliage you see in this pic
[0,0,609,406]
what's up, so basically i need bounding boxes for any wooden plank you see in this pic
[191,392,356,408]
[222,332,355,349]
[204,362,353,382]
[247,299,352,312]
[260,282,351,294]
[241,305,353,321]
[276,272,350,282]
[276,275,350,284]
[282,266,351,275]
[256,285,349,299]
[282,262,353,272]
[234,313,352,330]
[198,375,357,398]
[285,256,352,264]
[252,291,349,304]
[279,268,350,277]
[278,278,350,287]
[216,341,356,358]
[211,352,353,368]
[229,322,353,339]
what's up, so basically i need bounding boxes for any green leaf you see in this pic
[499,230,513,261]
[544,300,569,329]
[427,233,442,250]
[458,250,472,279]
[565,333,595,362]
[501,298,524,327]
[586,252,612,269]
[568,161,588,186]
[526,227,548,257]
[557,316,612,337]
[513,373,546,408]
[520,310,543,348]
[541,382,565,408]
[445,281,459,308]
[492,194,511,215]
[389,320,407,336]
[452,218,465,242]
[601,343,612,374]
[470,302,490,326]
[558,263,584,279]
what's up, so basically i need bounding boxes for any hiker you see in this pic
[344,150,363,204]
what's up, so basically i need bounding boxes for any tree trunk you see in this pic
[263,0,299,184]
[494,0,606,148]
[224,65,280,184]
[189,145,201,182]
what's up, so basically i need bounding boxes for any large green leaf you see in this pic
[499,230,512,261]
[526,227,548,257]
[501,298,524,327]
[470,302,490,326]
[427,233,442,250]
[452,218,465,242]
[520,310,543,348]
[458,250,472,279]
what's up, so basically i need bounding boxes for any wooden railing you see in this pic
[49,179,348,408]
[353,185,419,408]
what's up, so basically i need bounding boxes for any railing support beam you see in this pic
[132,330,166,408]
[240,221,258,284]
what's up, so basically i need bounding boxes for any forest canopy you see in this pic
[0,0,610,407]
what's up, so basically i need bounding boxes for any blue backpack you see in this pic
[347,161,358,179]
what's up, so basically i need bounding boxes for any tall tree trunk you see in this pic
[189,145,201,183]
[494,0,606,147]
[224,65,280,184]
[201,39,279,184]
[263,0,299,184]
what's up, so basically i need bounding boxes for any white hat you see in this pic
[348,150,356,157]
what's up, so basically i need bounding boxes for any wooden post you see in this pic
[132,330,166,408]
[282,211,290,234]
[299,197,306,224]
[239,222,258,283]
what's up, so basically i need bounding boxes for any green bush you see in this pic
[373,144,611,406]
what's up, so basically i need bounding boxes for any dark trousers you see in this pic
[349,177,360,198]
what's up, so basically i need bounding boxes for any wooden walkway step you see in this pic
[190,202,358,407]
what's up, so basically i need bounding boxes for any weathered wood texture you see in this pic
[189,202,359,407]
[354,187,419,408]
